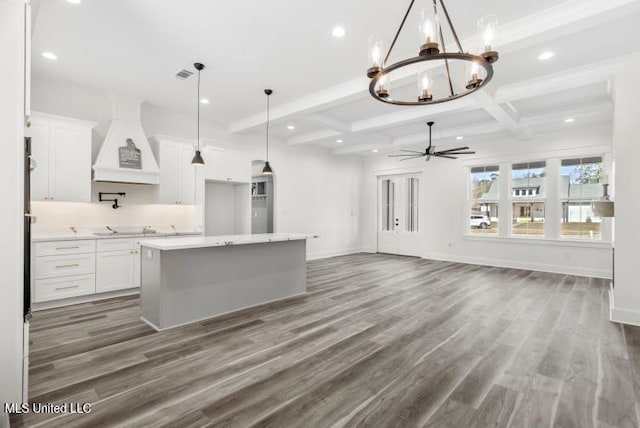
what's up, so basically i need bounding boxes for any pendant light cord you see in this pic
[266,93,270,161]
[197,69,201,151]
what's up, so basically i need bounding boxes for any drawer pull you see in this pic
[55,263,80,268]
[55,285,79,291]
[55,246,80,250]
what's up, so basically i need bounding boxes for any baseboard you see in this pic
[609,286,640,326]
[306,248,363,261]
[422,252,612,279]
[32,289,139,311]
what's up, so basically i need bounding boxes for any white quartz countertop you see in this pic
[32,231,202,242]
[140,233,309,250]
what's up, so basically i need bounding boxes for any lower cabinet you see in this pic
[35,275,95,302]
[96,250,136,292]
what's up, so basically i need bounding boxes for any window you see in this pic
[381,179,394,231]
[560,157,603,240]
[511,161,546,236]
[406,177,419,232]
[469,166,499,234]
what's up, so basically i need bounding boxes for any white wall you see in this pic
[0,0,26,418]
[204,182,250,235]
[611,61,640,325]
[238,135,364,259]
[362,124,614,278]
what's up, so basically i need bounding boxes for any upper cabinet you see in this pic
[30,112,96,202]
[151,136,197,205]
[203,146,250,183]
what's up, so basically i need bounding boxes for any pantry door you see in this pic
[377,174,422,257]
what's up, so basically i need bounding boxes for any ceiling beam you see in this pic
[287,129,342,146]
[228,0,640,135]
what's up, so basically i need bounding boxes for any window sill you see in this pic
[462,234,612,249]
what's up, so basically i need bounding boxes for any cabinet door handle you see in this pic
[55,246,79,250]
[55,263,80,268]
[55,285,79,291]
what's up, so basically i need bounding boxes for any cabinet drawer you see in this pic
[35,274,95,302]
[35,253,95,279]
[97,238,134,253]
[35,240,96,257]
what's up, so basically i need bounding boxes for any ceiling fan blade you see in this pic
[388,153,424,158]
[399,155,426,161]
[398,149,425,154]
[438,151,476,155]
[435,154,458,159]
[438,146,470,153]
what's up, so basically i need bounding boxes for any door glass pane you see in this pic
[560,157,603,240]
[381,179,394,231]
[405,177,419,232]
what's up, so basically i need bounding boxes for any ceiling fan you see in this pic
[389,121,476,161]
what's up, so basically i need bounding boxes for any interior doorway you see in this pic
[377,174,422,257]
[251,160,274,233]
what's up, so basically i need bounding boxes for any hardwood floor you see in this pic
[11,253,640,427]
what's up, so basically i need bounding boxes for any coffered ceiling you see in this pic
[31,0,640,156]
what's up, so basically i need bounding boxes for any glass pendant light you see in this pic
[262,89,273,175]
[418,1,440,56]
[477,14,499,63]
[191,62,205,166]
[418,71,433,102]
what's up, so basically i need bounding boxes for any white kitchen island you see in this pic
[139,233,307,331]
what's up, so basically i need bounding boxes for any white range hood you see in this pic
[93,96,160,184]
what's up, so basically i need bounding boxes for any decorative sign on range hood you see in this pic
[93,96,160,184]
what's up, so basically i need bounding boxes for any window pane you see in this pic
[560,157,603,240]
[512,161,546,198]
[512,202,545,236]
[470,166,499,235]
[470,203,498,234]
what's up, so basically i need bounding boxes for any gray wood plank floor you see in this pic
[11,253,640,428]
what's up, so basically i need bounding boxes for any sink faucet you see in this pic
[69,226,77,234]
[106,225,117,234]
[143,225,156,234]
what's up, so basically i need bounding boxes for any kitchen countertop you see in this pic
[140,233,308,251]
[32,231,202,242]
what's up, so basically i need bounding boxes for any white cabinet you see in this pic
[33,239,97,303]
[95,238,138,292]
[152,137,197,205]
[96,251,135,293]
[30,112,96,202]
[203,147,250,183]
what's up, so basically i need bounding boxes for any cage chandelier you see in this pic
[367,0,499,106]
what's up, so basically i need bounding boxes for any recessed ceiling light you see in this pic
[41,52,58,60]
[564,118,575,123]
[332,26,346,38]
[456,136,464,140]
[200,98,210,104]
[538,51,555,61]
[336,139,343,143]
[372,149,379,153]
[287,125,295,130]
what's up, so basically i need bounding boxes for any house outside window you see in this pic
[560,156,603,240]
[511,161,546,236]
[469,165,499,235]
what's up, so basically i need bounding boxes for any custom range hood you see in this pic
[93,96,160,184]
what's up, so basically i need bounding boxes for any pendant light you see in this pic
[191,62,205,166]
[262,89,273,175]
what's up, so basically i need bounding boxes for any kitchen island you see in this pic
[139,233,307,331]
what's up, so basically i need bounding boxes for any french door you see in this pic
[377,174,422,257]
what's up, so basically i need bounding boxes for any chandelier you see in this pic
[367,0,499,106]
